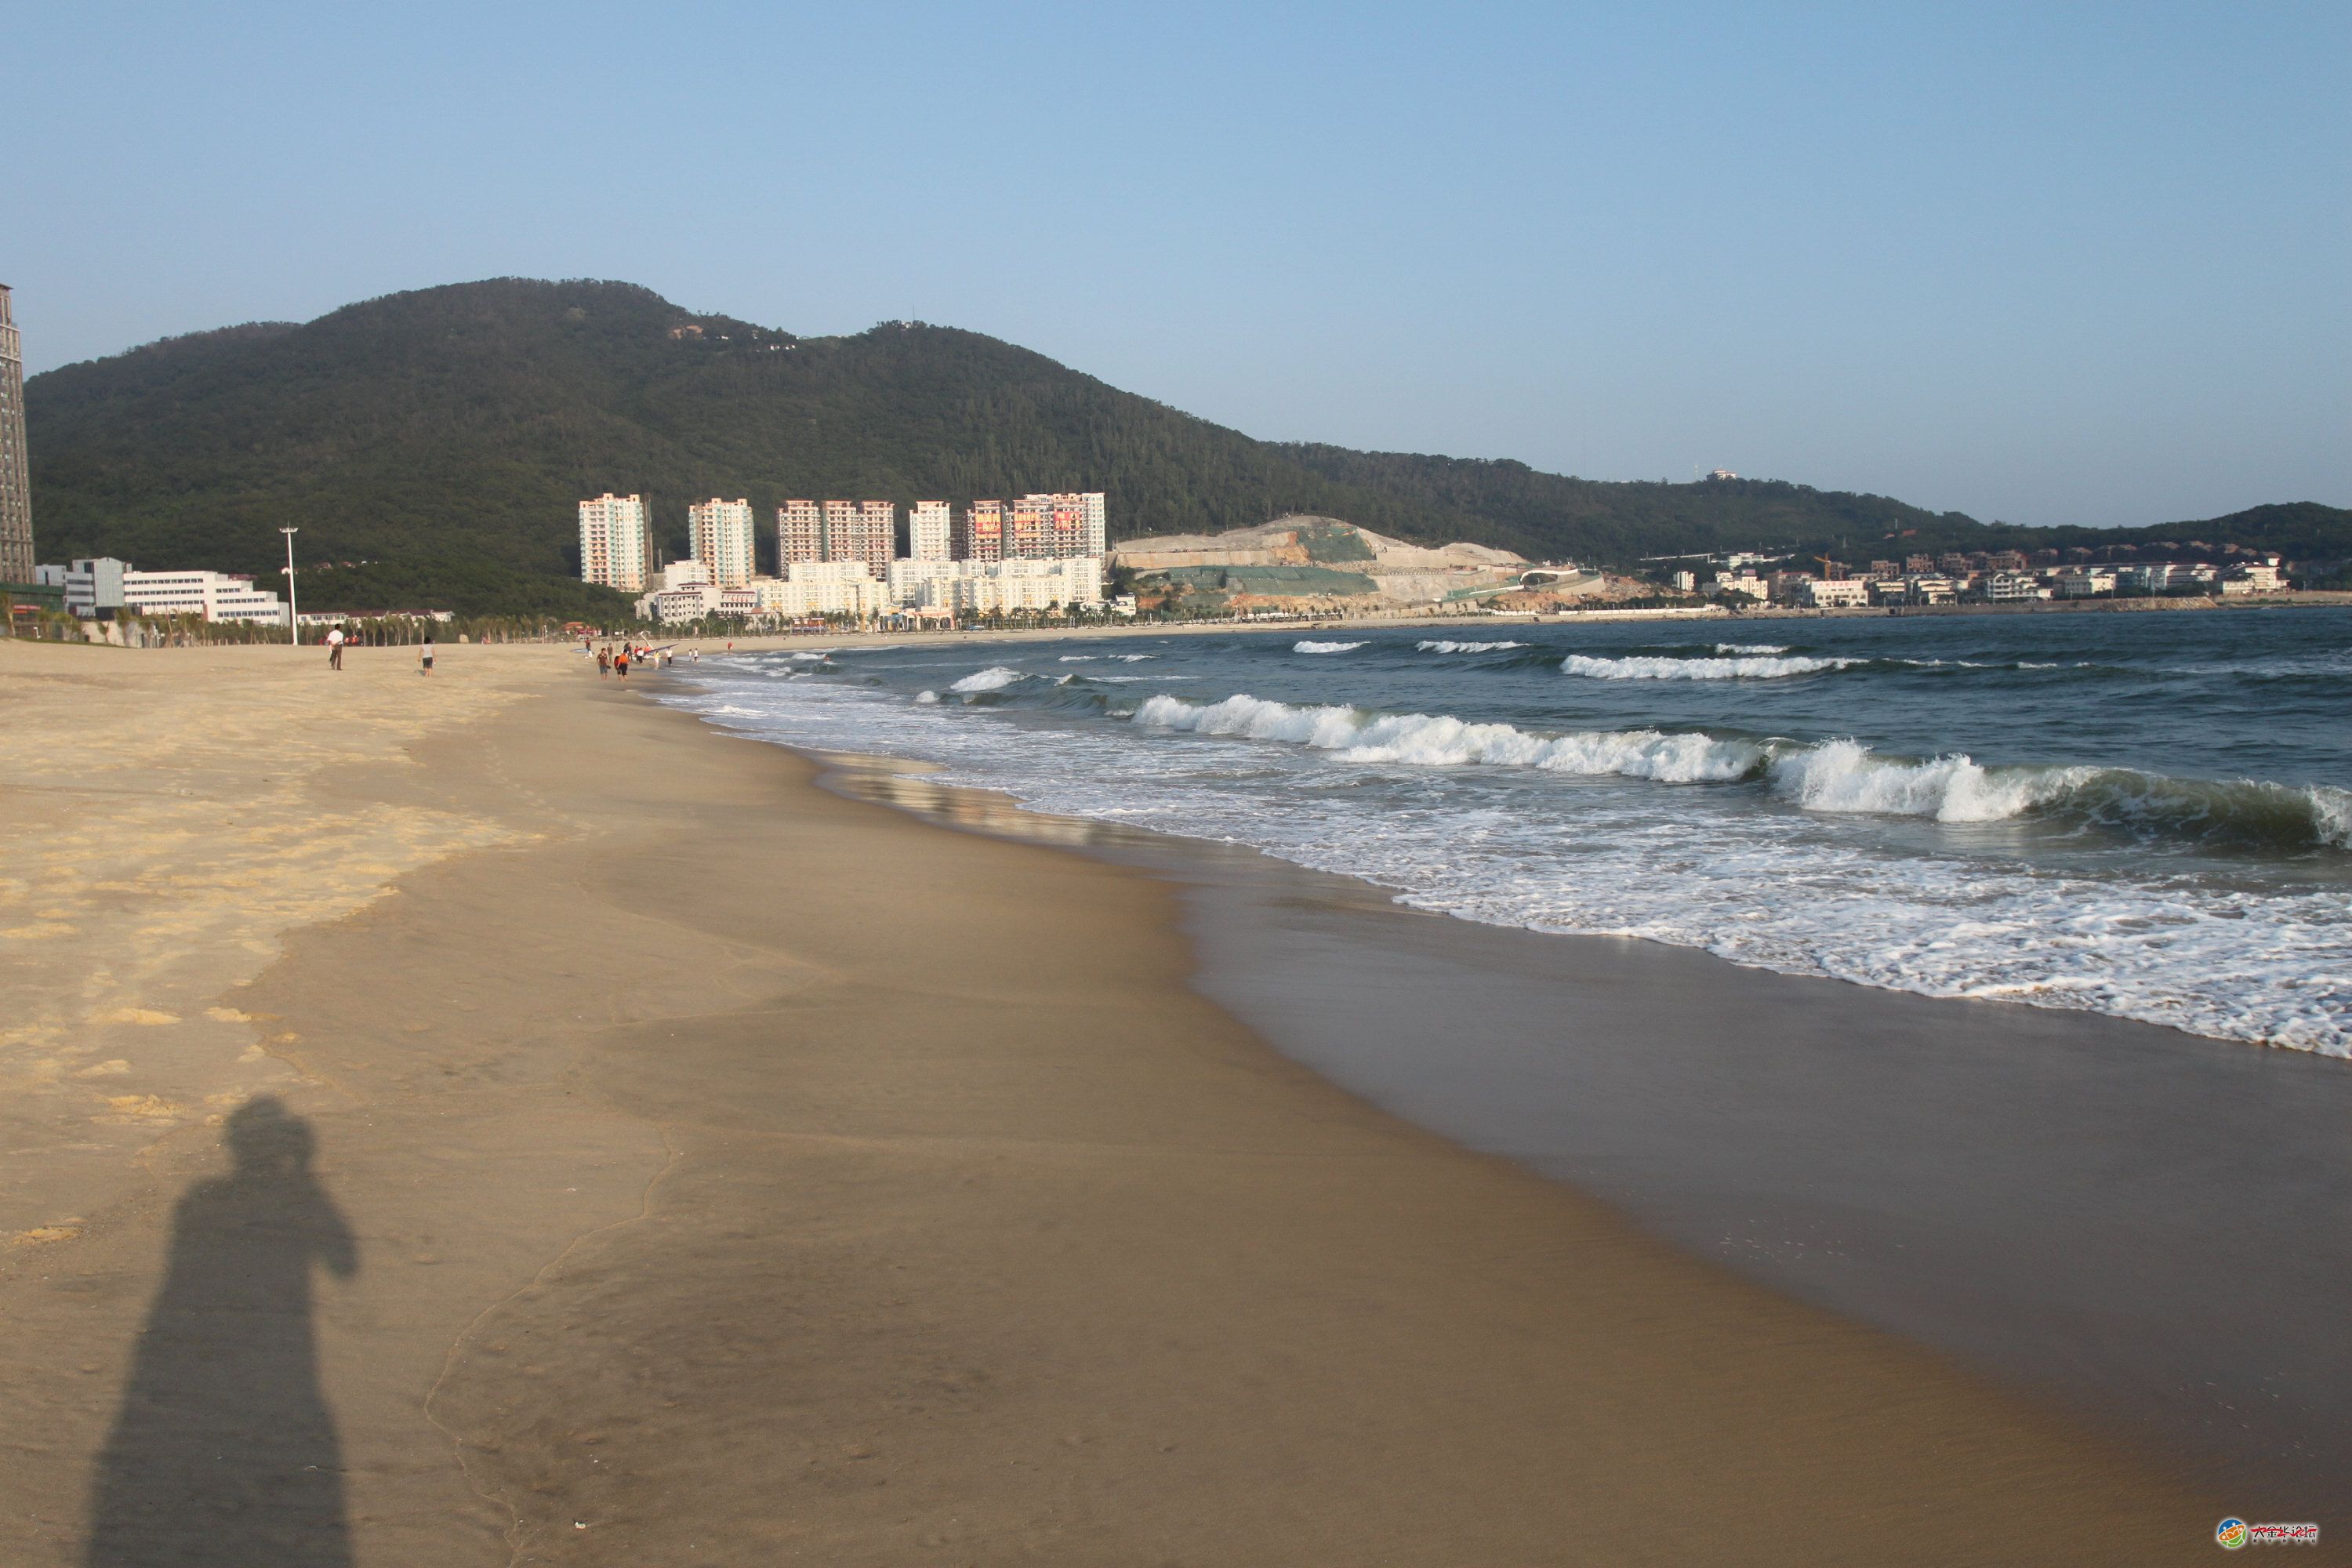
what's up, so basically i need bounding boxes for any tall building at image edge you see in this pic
[0,286,35,583]
[579,493,655,592]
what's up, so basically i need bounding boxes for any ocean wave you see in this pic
[1294,640,1364,654]
[1565,653,1863,680]
[789,650,834,661]
[1131,694,2352,851]
[949,666,1028,692]
[1418,639,1529,653]
[914,690,940,704]
[1058,655,1097,662]
[1715,642,1789,655]
[1133,694,1765,782]
[1767,741,2089,822]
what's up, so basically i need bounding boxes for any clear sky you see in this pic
[13,2,2347,527]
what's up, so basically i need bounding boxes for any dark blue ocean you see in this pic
[666,608,2352,1055]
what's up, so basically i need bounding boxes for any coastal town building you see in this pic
[821,500,896,579]
[955,501,1005,562]
[2052,567,2120,598]
[1979,572,2049,602]
[886,554,1107,614]
[0,286,34,583]
[45,556,288,623]
[778,500,824,566]
[909,500,953,561]
[755,559,892,620]
[1002,492,1107,558]
[1790,577,1871,608]
[688,498,757,587]
[579,493,655,592]
[2220,558,2285,595]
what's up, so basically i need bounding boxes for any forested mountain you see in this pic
[24,278,2350,614]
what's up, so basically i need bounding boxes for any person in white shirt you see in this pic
[326,626,346,670]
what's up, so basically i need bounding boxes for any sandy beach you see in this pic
[0,637,2266,1563]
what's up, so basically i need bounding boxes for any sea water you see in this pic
[666,610,2352,1057]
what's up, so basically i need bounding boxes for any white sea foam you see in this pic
[1715,642,1789,655]
[914,690,940,704]
[1058,655,1097,662]
[662,668,2352,1057]
[789,650,834,661]
[2312,786,2352,848]
[949,666,1028,692]
[1417,639,1528,653]
[1294,640,1364,654]
[1565,653,1862,680]
[1134,694,1765,781]
[1767,740,2090,822]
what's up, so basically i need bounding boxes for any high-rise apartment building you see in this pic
[778,500,824,566]
[822,499,896,579]
[688,497,757,586]
[1006,492,1108,558]
[1078,491,1107,557]
[1006,497,1050,559]
[578,493,655,592]
[0,286,34,583]
[909,500,952,561]
[954,501,1004,562]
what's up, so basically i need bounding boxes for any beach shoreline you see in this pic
[0,639,2272,1562]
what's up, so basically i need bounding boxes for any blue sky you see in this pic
[13,2,2347,527]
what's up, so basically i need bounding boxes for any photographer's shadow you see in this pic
[86,1096,358,1567]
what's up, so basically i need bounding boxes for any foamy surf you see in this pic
[949,666,1028,692]
[666,616,2352,1058]
[1294,640,1365,654]
[1565,653,1864,680]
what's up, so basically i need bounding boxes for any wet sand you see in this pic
[0,639,2258,1563]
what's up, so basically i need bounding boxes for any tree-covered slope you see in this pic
[24,277,2350,613]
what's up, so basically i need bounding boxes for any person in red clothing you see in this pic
[614,645,630,679]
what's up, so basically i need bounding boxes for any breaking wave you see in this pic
[1130,692,2352,851]
[1566,653,1863,680]
[1294,640,1365,654]
[1418,639,1529,653]
[1134,693,1766,782]
[1715,642,1790,655]
[949,666,1028,692]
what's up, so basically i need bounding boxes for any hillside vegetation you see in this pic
[24,278,2350,614]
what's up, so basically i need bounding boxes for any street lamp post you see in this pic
[280,527,299,644]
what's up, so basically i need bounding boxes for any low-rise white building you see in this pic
[890,554,1105,615]
[2051,567,2119,598]
[1791,577,1871,608]
[1980,572,2049,602]
[50,557,289,623]
[2220,559,2285,595]
[753,560,895,620]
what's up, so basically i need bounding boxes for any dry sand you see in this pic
[0,638,2248,1563]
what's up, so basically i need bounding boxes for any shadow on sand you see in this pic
[85,1096,358,1567]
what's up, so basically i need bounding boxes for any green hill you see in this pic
[23,278,2350,614]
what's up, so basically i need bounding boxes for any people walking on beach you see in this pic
[419,633,434,676]
[326,626,345,670]
[614,645,630,679]
[597,645,611,677]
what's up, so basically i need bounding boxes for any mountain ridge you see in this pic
[24,277,2350,615]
